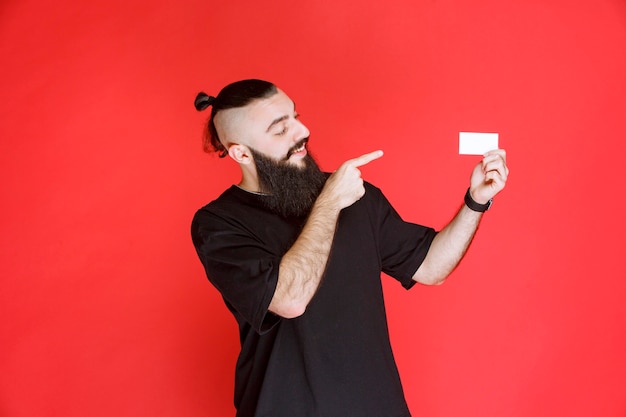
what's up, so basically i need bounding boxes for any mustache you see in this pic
[285,137,310,160]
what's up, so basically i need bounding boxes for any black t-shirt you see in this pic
[191,182,437,417]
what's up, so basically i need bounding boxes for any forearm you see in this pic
[413,204,483,285]
[269,198,340,318]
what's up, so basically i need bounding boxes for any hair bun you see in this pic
[194,92,215,111]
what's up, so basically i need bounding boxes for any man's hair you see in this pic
[194,79,278,157]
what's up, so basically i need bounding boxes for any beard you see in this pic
[249,144,327,218]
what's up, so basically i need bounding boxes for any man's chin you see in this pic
[251,148,327,217]
[288,157,308,169]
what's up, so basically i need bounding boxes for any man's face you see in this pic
[214,89,312,169]
[214,89,327,217]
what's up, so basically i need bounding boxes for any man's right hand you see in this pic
[270,150,384,318]
[319,150,384,210]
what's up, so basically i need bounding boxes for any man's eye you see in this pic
[276,127,287,136]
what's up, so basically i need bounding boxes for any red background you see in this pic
[1,0,625,416]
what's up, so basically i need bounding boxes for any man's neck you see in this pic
[237,175,262,194]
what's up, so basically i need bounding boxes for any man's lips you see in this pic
[286,139,309,159]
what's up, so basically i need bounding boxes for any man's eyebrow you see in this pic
[266,115,289,133]
[265,101,297,133]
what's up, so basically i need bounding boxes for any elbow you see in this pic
[269,301,307,319]
[430,276,447,285]
[418,274,447,286]
[413,266,449,286]
[281,304,307,319]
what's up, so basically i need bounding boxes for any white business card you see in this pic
[459,132,499,155]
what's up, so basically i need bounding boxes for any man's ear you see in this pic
[228,144,252,165]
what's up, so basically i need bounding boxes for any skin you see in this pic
[214,89,509,318]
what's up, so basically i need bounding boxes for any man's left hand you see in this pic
[469,149,509,204]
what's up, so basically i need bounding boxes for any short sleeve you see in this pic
[368,184,437,289]
[191,209,281,333]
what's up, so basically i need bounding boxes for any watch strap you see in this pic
[464,188,492,212]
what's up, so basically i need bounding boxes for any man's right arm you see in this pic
[268,150,384,318]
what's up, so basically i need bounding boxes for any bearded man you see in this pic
[191,79,509,417]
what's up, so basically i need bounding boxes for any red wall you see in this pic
[1,0,625,416]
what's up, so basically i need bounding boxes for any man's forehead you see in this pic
[214,90,294,140]
[216,91,293,128]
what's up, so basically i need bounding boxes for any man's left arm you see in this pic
[413,149,509,285]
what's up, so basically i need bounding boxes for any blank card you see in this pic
[459,132,499,155]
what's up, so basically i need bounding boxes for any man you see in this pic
[191,79,508,417]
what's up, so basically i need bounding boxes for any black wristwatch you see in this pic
[464,188,492,212]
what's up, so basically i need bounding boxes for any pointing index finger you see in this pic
[351,150,384,167]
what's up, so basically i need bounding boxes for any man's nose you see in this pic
[293,119,309,140]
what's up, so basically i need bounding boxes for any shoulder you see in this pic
[364,181,383,195]
[357,181,407,223]
[339,180,393,224]
[361,181,388,206]
[195,185,242,212]
[191,186,252,237]
[193,185,262,222]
